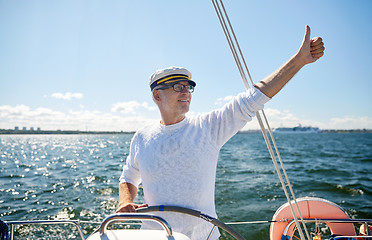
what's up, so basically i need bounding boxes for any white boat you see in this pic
[3,197,371,240]
[274,125,319,134]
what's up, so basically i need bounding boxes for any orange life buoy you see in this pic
[270,197,356,240]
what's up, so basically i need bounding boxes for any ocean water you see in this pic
[1,133,371,239]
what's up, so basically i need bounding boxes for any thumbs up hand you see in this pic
[298,25,325,64]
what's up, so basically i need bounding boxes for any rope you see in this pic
[226,220,277,225]
[0,219,9,240]
[211,1,310,240]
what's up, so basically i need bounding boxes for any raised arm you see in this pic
[254,25,325,98]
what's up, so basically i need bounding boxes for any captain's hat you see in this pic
[149,66,196,91]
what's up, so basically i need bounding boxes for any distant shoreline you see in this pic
[0,129,135,135]
[0,129,371,135]
[239,129,372,134]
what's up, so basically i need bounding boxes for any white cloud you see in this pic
[260,108,302,127]
[240,108,372,130]
[214,95,234,106]
[328,116,372,130]
[0,104,157,132]
[1,105,371,132]
[111,101,156,114]
[50,92,83,100]
[0,105,30,117]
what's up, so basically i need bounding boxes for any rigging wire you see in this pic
[211,1,311,240]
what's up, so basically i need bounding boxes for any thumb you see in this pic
[303,25,311,44]
[136,204,148,209]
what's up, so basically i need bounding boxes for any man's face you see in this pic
[155,81,192,117]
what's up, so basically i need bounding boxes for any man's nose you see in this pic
[180,86,190,93]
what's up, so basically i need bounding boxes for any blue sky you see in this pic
[1,0,371,131]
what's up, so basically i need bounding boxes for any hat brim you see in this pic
[151,78,196,91]
[162,79,196,87]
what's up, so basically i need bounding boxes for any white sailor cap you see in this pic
[149,66,196,91]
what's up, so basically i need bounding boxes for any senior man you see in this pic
[117,26,324,240]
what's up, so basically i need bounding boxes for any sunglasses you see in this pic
[156,83,195,93]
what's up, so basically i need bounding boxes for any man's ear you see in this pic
[153,90,160,101]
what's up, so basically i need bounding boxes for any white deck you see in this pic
[87,229,191,240]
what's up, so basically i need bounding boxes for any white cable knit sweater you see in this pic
[120,87,270,240]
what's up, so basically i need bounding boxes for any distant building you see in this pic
[22,127,27,131]
[37,127,41,131]
[30,127,34,131]
[14,126,19,131]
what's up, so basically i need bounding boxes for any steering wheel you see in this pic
[136,205,246,240]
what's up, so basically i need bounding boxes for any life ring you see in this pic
[270,197,356,240]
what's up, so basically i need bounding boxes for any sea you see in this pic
[1,132,371,239]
